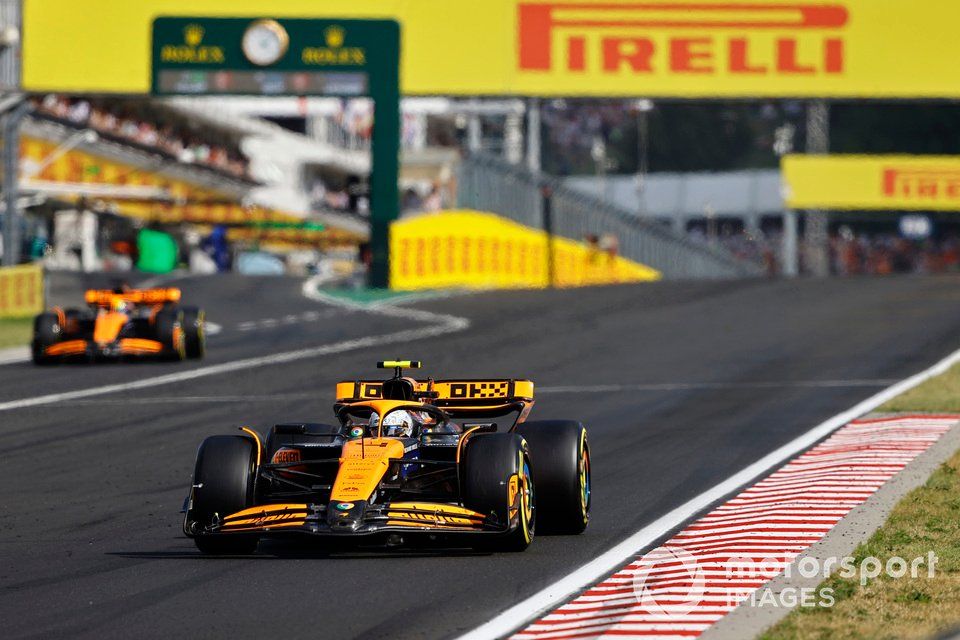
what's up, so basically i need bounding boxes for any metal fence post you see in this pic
[782,209,799,277]
[541,184,555,288]
[2,99,29,266]
[805,100,830,277]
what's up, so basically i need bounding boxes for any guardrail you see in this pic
[457,154,763,280]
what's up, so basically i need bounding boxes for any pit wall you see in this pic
[389,210,660,291]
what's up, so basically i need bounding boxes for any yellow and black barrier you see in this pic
[389,210,659,291]
[0,264,44,318]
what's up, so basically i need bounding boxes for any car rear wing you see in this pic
[84,288,182,306]
[335,378,535,418]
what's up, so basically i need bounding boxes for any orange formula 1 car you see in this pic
[183,361,591,553]
[31,286,205,364]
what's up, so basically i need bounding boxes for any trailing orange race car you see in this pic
[31,285,205,364]
[183,361,591,553]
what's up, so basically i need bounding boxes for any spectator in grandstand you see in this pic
[599,233,619,261]
[200,225,231,273]
[67,99,90,124]
[423,183,443,212]
[401,188,423,213]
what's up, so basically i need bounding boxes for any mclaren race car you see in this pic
[32,286,205,364]
[183,361,591,553]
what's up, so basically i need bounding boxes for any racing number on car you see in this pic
[450,382,509,399]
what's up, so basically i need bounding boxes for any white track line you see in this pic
[538,380,897,393]
[0,346,30,365]
[457,344,960,640]
[234,309,342,332]
[48,380,901,405]
[0,282,470,413]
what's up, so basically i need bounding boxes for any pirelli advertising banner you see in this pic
[0,264,44,318]
[782,155,960,211]
[20,0,960,98]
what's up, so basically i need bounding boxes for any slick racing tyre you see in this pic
[31,312,61,365]
[515,421,591,534]
[179,306,206,359]
[190,435,259,554]
[462,433,535,552]
[155,307,186,361]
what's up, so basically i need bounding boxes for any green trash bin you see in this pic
[136,229,178,274]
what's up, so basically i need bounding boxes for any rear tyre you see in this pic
[190,435,259,554]
[31,312,61,365]
[514,420,590,534]
[155,307,185,361]
[179,306,206,359]
[462,433,535,552]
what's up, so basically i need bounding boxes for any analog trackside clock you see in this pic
[241,19,289,66]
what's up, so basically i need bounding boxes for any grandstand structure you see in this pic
[8,95,366,271]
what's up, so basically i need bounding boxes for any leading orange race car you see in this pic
[182,360,591,553]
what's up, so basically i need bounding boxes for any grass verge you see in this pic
[0,317,32,349]
[760,366,960,640]
[878,363,960,413]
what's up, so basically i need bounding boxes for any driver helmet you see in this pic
[111,298,129,313]
[382,410,420,438]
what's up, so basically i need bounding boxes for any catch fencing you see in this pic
[457,154,762,280]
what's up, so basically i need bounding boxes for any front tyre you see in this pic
[514,420,591,534]
[189,435,258,554]
[179,307,206,359]
[462,433,535,552]
[31,312,61,365]
[155,307,186,361]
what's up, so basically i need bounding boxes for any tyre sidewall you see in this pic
[179,306,205,359]
[461,433,535,549]
[31,312,61,364]
[155,307,185,360]
[191,435,256,526]
[514,420,590,534]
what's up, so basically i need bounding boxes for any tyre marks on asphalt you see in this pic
[512,415,958,640]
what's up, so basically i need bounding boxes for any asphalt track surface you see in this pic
[4,273,960,639]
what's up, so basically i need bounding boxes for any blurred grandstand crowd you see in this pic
[12,92,960,280]
[703,228,960,276]
[829,232,960,275]
[33,95,251,180]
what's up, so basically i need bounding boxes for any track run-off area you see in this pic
[4,273,960,639]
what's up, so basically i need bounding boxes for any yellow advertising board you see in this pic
[21,0,960,98]
[0,264,44,318]
[782,155,960,211]
[389,209,659,290]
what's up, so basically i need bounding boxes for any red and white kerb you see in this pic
[514,414,957,640]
